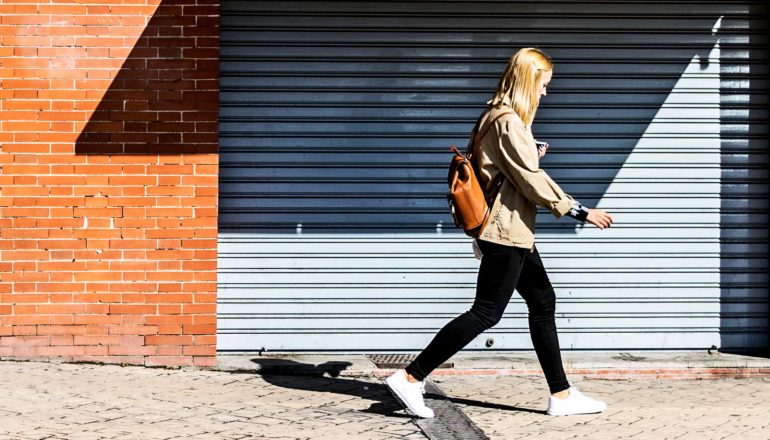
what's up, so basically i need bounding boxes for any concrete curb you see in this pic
[215,350,770,379]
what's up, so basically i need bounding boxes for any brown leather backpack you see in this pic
[446,111,511,237]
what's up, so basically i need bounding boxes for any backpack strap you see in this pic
[467,110,514,157]
[466,109,513,209]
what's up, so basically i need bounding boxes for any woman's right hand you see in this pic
[586,209,614,229]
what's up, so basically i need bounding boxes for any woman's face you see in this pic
[537,69,552,99]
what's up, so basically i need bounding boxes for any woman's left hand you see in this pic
[586,209,614,229]
[537,144,548,158]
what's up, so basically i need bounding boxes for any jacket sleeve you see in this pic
[490,117,574,218]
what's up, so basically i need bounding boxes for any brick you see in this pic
[145,356,194,367]
[142,268,194,281]
[120,336,147,347]
[10,346,38,357]
[37,346,87,357]
[186,305,216,316]
[183,345,216,356]
[36,303,87,314]
[157,324,183,334]
[34,324,85,336]
[158,283,184,292]
[193,271,216,281]
[73,293,121,303]
[109,261,158,272]
[107,283,156,293]
[109,305,158,315]
[146,207,194,217]
[155,197,184,208]
[182,324,215,335]
[156,219,183,229]
[1,14,50,25]
[38,5,89,18]
[146,186,195,196]
[158,261,182,271]
[193,314,217,325]
[144,294,192,304]
[84,261,110,272]
[2,336,40,347]
[146,315,193,326]
[82,346,109,356]
[181,239,217,249]
[73,315,121,326]
[180,260,216,272]
[121,316,147,326]
[158,304,182,315]
[158,345,184,356]
[49,335,74,345]
[73,271,121,282]
[122,294,147,303]
[193,335,217,346]
[108,176,157,186]
[5,293,46,304]
[108,345,157,356]
[108,325,158,336]
[73,207,122,217]
[145,335,193,346]
[108,240,156,250]
[192,356,217,367]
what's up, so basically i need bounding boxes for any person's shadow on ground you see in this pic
[246,358,545,417]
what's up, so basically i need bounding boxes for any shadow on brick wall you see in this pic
[75,0,218,155]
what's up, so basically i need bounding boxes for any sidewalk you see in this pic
[217,350,770,380]
[1,351,769,440]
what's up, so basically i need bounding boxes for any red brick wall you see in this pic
[0,0,219,367]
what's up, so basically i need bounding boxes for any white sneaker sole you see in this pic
[547,403,607,416]
[547,408,604,416]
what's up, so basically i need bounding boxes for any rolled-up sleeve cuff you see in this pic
[549,197,574,219]
[565,200,590,222]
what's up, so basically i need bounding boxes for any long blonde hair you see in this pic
[489,48,553,126]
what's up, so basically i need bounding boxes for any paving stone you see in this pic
[431,375,770,440]
[2,361,770,439]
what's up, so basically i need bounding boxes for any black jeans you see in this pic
[405,239,570,394]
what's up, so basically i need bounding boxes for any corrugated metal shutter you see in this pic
[218,1,769,352]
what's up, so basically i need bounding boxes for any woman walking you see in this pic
[386,48,614,418]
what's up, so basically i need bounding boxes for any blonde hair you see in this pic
[489,47,553,126]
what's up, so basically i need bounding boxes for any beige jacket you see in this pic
[474,105,575,249]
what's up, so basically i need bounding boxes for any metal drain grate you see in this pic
[417,381,490,440]
[384,379,489,440]
[367,354,453,369]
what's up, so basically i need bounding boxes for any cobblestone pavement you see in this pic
[2,361,769,440]
[0,361,423,440]
[432,375,770,440]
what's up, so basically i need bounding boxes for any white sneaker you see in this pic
[546,387,607,416]
[385,370,435,418]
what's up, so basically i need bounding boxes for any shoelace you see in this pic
[419,381,426,395]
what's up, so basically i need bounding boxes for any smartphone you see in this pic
[535,140,548,150]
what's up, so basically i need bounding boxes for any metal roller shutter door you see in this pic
[217,1,769,352]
